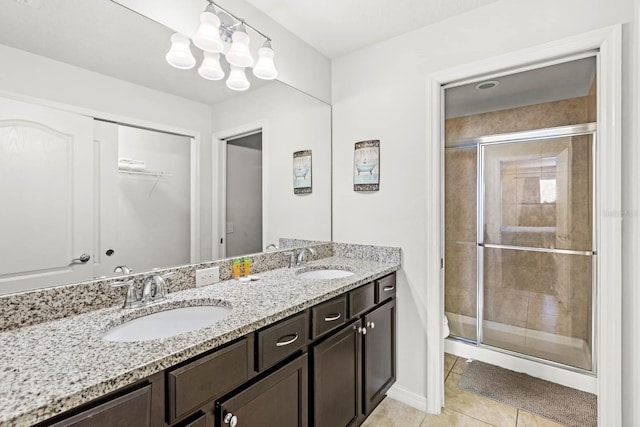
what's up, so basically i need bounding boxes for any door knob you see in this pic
[366,321,375,329]
[71,253,91,264]
[224,413,238,427]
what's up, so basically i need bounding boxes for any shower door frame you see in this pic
[467,123,598,374]
[423,26,622,426]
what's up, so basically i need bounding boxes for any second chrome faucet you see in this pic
[111,272,176,309]
[287,247,317,268]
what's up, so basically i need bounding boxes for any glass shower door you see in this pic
[479,133,594,371]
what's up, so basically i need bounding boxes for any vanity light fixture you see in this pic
[165,0,278,91]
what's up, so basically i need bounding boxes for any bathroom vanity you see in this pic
[0,246,399,427]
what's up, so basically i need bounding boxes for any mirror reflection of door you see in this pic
[0,96,94,294]
[225,133,263,257]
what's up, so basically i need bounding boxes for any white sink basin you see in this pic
[297,269,355,280]
[103,305,232,342]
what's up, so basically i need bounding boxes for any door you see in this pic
[312,320,361,427]
[225,133,263,257]
[217,354,308,427]
[363,299,396,415]
[480,134,595,371]
[0,96,94,294]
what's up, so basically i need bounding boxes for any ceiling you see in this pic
[242,0,503,58]
[445,56,597,119]
[0,0,596,112]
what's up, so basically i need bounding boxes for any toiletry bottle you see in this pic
[243,257,251,277]
[233,259,241,279]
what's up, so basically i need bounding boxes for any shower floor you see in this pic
[446,312,592,371]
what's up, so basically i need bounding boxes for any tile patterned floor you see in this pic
[361,353,567,427]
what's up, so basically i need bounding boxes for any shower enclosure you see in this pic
[445,123,595,372]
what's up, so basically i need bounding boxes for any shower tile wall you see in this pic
[445,147,477,340]
[445,79,596,142]
[445,91,595,369]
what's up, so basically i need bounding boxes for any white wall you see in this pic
[0,43,215,262]
[211,82,332,255]
[621,2,640,426]
[331,0,635,420]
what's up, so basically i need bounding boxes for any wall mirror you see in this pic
[0,0,331,294]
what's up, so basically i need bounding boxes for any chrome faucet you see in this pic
[110,272,176,309]
[141,273,170,304]
[296,247,316,266]
[266,243,279,251]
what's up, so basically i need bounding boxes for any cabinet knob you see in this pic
[366,321,375,329]
[357,326,367,335]
[224,413,238,427]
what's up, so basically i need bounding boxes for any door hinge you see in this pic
[220,238,224,244]
[440,258,444,269]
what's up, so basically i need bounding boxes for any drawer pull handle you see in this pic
[324,313,341,322]
[383,285,395,291]
[276,333,299,347]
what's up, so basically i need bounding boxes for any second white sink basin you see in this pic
[297,269,355,280]
[103,305,232,342]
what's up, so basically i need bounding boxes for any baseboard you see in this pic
[386,384,429,413]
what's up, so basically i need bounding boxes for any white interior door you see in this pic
[0,96,94,294]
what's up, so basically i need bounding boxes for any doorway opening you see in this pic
[224,132,263,257]
[443,56,598,387]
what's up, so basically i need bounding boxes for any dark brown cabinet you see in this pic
[363,299,396,415]
[312,320,361,427]
[43,273,396,427]
[312,274,397,427]
[217,354,308,427]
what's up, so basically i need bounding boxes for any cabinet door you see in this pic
[217,354,308,427]
[312,320,361,427]
[363,299,396,415]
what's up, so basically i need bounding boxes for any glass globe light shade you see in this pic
[252,45,277,80]
[198,52,225,80]
[226,30,253,68]
[192,9,224,53]
[166,33,196,70]
[226,66,250,91]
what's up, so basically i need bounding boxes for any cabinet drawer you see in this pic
[349,282,375,318]
[167,338,249,424]
[257,312,308,371]
[375,273,396,303]
[177,413,207,427]
[311,295,347,339]
[49,384,151,427]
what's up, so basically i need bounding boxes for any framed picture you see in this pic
[354,140,380,191]
[293,150,312,194]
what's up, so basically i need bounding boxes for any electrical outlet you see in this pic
[196,266,219,287]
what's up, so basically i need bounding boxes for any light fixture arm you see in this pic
[209,1,271,42]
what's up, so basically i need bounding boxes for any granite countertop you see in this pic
[0,257,399,427]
